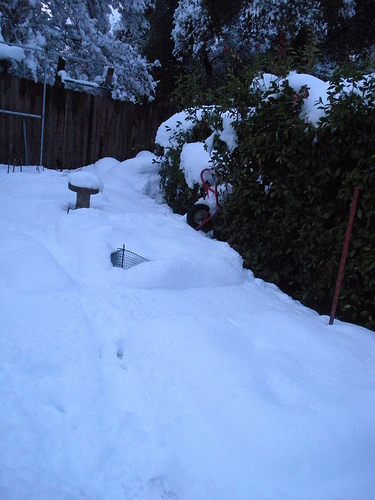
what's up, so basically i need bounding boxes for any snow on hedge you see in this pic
[156,71,375,190]
[0,30,25,63]
[180,142,210,188]
[155,107,237,188]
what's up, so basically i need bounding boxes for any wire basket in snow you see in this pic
[111,246,149,270]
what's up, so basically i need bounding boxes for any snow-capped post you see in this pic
[105,67,114,87]
[329,187,360,325]
[68,171,103,209]
[55,57,66,88]
[101,67,114,97]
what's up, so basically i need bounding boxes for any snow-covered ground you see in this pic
[1,153,374,500]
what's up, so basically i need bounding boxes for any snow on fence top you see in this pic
[58,70,100,89]
[0,40,25,63]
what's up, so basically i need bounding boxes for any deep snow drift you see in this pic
[0,154,374,500]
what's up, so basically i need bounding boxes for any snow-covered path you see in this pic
[1,155,374,499]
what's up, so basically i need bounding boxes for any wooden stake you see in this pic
[121,245,126,269]
[329,187,360,325]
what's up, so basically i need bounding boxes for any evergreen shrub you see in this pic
[158,71,375,330]
[156,108,220,215]
[214,74,375,330]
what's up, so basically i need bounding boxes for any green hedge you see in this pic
[157,73,375,330]
[214,75,375,330]
[155,110,212,214]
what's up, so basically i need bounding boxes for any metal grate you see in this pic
[111,246,149,270]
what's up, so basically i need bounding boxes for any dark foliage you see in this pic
[156,110,211,214]
[212,74,375,330]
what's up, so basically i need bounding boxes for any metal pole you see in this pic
[122,245,126,269]
[329,186,360,325]
[23,119,28,166]
[0,109,42,118]
[39,50,48,169]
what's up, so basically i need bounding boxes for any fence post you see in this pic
[101,67,114,97]
[329,186,360,325]
[55,57,66,88]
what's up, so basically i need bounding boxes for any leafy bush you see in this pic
[158,70,375,330]
[214,74,375,330]
[155,111,203,214]
[155,107,228,214]
[313,76,375,327]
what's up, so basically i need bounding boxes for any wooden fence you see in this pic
[0,73,173,169]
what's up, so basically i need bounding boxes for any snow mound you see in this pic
[102,152,162,200]
[111,253,246,289]
[0,240,74,294]
[1,153,375,500]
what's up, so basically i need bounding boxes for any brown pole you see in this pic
[329,186,360,325]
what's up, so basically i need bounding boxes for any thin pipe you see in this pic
[0,109,41,118]
[39,51,48,169]
[23,119,28,166]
